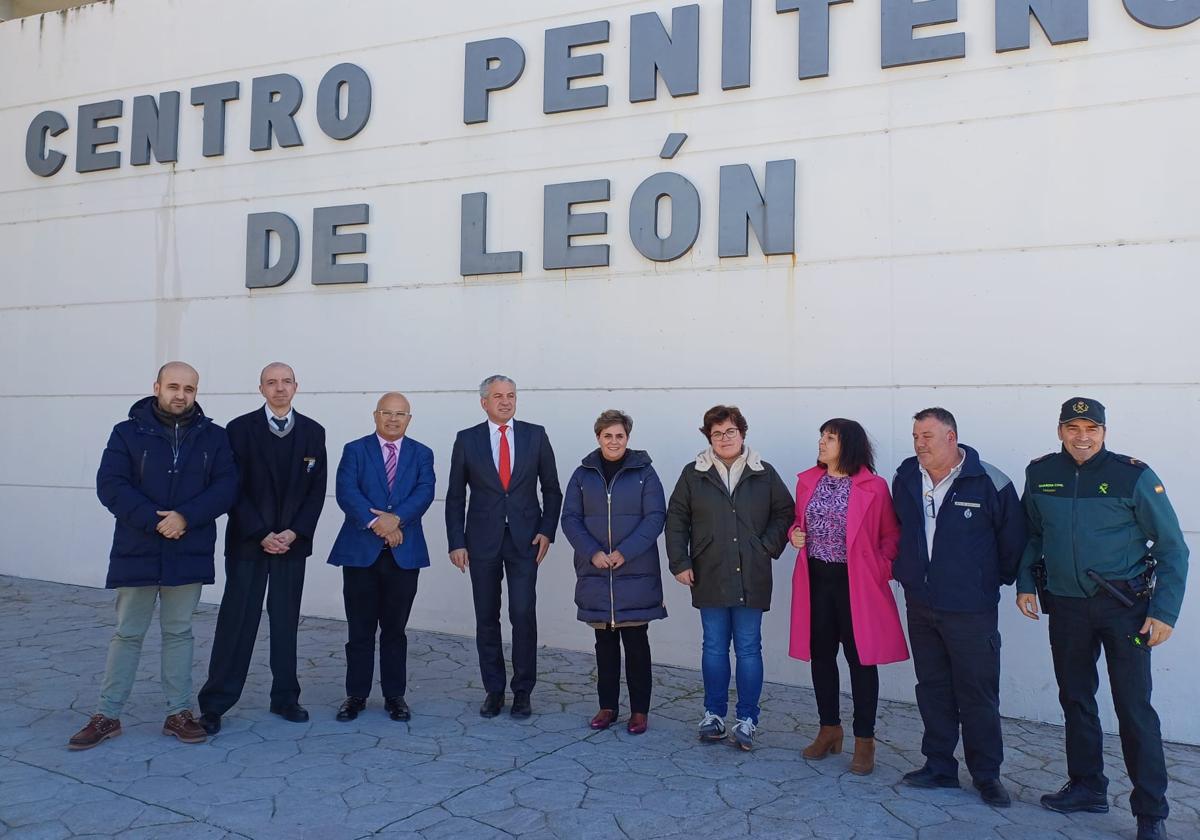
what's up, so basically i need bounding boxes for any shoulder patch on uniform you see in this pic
[980,461,1013,492]
[1028,452,1056,465]
[1110,452,1149,471]
[1154,484,1165,494]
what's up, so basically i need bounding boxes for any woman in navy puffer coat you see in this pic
[560,410,667,735]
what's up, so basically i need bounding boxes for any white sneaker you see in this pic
[698,711,726,741]
[730,717,756,751]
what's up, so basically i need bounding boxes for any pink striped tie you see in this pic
[384,442,397,490]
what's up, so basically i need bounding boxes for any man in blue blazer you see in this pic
[446,374,563,719]
[328,392,435,722]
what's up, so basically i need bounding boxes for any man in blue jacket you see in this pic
[327,392,435,723]
[69,362,238,750]
[891,408,1026,807]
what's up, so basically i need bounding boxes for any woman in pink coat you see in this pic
[788,418,908,776]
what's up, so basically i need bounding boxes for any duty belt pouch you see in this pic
[1032,561,1053,615]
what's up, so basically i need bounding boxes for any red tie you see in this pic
[498,424,511,490]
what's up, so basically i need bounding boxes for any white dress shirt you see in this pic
[919,447,966,558]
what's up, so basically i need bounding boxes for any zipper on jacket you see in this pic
[607,486,615,628]
[589,462,634,629]
[1072,466,1081,592]
[139,450,148,484]
[168,422,181,502]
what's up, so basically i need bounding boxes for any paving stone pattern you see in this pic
[2,575,1198,839]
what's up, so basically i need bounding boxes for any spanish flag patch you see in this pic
[1154,484,1165,494]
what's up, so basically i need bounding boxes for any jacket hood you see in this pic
[694,444,764,472]
[580,447,652,471]
[128,395,210,430]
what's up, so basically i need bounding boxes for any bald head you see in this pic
[259,362,298,416]
[260,362,295,384]
[157,361,198,384]
[153,361,199,416]
[374,392,412,441]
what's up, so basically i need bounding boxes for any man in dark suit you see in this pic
[446,374,563,719]
[328,392,435,722]
[198,363,327,734]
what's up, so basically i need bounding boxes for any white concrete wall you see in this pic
[2,0,1198,742]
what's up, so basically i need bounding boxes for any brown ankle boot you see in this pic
[801,724,844,759]
[849,737,876,775]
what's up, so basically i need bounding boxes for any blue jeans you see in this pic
[699,606,764,724]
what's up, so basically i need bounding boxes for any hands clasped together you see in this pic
[369,509,405,548]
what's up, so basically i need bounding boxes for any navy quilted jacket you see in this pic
[96,397,238,588]
[560,449,667,625]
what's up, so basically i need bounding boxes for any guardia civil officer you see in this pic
[1017,398,1188,840]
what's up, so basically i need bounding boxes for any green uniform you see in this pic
[1017,447,1188,626]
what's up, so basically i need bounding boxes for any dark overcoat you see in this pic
[560,449,667,625]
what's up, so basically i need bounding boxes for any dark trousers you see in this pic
[1049,593,1168,819]
[469,528,538,694]
[594,625,652,714]
[907,601,1003,781]
[342,551,419,699]
[809,559,879,738]
[199,552,306,715]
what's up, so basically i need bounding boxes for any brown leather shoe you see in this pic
[801,724,844,760]
[162,710,207,744]
[627,713,648,735]
[590,709,617,730]
[68,714,121,750]
[849,736,876,775]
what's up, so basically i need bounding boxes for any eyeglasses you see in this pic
[710,429,741,442]
[924,491,937,519]
[375,410,410,420]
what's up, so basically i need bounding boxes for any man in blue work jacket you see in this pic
[892,407,1027,808]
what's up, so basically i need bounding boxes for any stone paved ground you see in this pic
[2,575,1198,840]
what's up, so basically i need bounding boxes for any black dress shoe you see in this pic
[1040,781,1109,814]
[902,766,960,789]
[336,697,367,722]
[479,692,504,718]
[974,779,1012,808]
[269,702,310,723]
[1137,816,1167,840]
[198,712,221,735]
[510,690,532,719]
[384,696,411,722]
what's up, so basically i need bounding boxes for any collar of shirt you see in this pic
[377,434,403,456]
[487,418,516,436]
[265,405,295,428]
[487,418,516,471]
[919,447,966,493]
